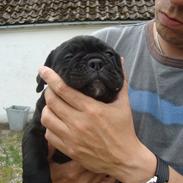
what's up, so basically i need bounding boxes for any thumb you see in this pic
[114,56,129,105]
[114,79,129,106]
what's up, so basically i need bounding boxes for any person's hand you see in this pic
[40,66,156,183]
[48,144,116,183]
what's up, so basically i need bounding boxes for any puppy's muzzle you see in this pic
[86,58,106,98]
[88,58,105,71]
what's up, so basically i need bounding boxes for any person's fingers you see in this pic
[39,66,99,111]
[41,106,70,138]
[44,87,83,125]
[45,129,70,157]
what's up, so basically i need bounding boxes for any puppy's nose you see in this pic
[88,58,104,71]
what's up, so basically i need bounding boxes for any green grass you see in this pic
[0,130,23,183]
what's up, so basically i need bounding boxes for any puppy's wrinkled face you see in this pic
[37,36,124,103]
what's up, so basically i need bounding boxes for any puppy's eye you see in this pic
[64,53,73,60]
[105,50,113,57]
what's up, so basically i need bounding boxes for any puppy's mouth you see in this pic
[85,79,106,98]
[71,72,122,102]
[67,73,109,99]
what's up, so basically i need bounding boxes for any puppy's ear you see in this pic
[36,51,54,93]
[36,75,46,93]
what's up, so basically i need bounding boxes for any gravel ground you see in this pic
[0,125,23,183]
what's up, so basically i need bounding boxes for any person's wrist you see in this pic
[136,143,157,183]
[114,140,157,183]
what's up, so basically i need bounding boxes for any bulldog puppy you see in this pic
[22,35,124,183]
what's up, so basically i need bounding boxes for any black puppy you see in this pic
[22,35,124,183]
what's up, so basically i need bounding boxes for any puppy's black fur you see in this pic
[22,35,124,183]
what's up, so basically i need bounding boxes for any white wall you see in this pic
[0,24,110,123]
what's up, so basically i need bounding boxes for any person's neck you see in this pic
[153,23,183,60]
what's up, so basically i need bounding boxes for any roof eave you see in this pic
[0,20,150,30]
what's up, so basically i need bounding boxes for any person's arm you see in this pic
[39,66,183,183]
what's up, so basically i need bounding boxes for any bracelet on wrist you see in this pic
[146,155,169,183]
